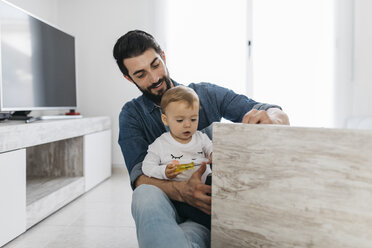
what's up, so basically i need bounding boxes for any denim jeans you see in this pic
[131,184,210,248]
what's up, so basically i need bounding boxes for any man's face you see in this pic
[123,48,172,104]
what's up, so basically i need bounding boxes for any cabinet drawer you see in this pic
[84,130,111,191]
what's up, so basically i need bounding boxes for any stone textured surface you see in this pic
[27,137,83,177]
[211,122,372,248]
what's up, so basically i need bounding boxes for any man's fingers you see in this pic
[194,193,212,215]
[195,184,212,208]
[243,109,274,124]
[197,203,211,215]
[259,117,273,124]
[242,109,259,124]
[242,109,256,123]
[193,163,206,178]
[249,114,261,124]
[197,184,211,196]
[182,165,212,214]
[193,189,212,215]
[197,192,211,205]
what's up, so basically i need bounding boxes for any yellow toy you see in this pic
[175,162,195,172]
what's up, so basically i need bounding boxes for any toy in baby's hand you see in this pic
[175,162,195,172]
[170,160,195,172]
[165,160,195,179]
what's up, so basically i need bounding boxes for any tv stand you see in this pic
[9,111,34,121]
[0,116,111,246]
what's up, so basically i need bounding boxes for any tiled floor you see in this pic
[3,168,138,248]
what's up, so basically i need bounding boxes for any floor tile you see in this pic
[44,226,138,248]
[3,225,68,248]
[2,168,138,248]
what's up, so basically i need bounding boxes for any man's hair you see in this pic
[113,30,162,77]
[161,86,199,114]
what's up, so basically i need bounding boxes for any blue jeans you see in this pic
[131,184,210,248]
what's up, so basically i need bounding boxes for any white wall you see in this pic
[165,0,248,96]
[252,0,335,128]
[5,0,58,24]
[55,0,167,167]
[333,0,354,128]
[352,0,372,118]
[333,0,372,128]
[252,0,372,128]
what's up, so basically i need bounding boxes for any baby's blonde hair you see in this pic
[160,86,199,114]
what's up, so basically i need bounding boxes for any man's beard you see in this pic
[134,76,172,104]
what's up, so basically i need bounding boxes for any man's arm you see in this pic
[134,174,182,200]
[190,83,289,126]
[135,165,212,215]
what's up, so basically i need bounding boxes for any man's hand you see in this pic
[242,108,289,125]
[134,164,211,214]
[175,163,211,215]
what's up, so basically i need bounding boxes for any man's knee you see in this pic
[131,184,172,217]
[132,184,167,204]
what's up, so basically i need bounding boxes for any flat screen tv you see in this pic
[0,0,77,115]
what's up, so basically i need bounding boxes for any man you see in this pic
[113,30,289,248]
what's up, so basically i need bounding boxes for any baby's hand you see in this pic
[165,161,182,179]
[201,152,213,167]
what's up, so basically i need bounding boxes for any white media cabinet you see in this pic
[0,117,111,246]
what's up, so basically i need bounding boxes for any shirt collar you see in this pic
[143,79,180,113]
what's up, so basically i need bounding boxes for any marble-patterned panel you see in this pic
[211,123,372,248]
[26,137,83,177]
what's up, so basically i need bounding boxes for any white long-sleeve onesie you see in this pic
[142,131,212,183]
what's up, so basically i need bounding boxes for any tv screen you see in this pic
[0,0,77,112]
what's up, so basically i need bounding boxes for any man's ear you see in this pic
[124,75,134,83]
[161,51,166,64]
[161,113,168,126]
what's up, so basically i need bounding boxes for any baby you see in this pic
[142,85,212,229]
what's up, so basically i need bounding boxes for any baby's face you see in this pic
[163,100,199,144]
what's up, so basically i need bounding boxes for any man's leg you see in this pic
[178,202,211,229]
[179,220,210,248]
[131,184,210,248]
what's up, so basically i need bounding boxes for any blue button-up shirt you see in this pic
[118,81,281,189]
